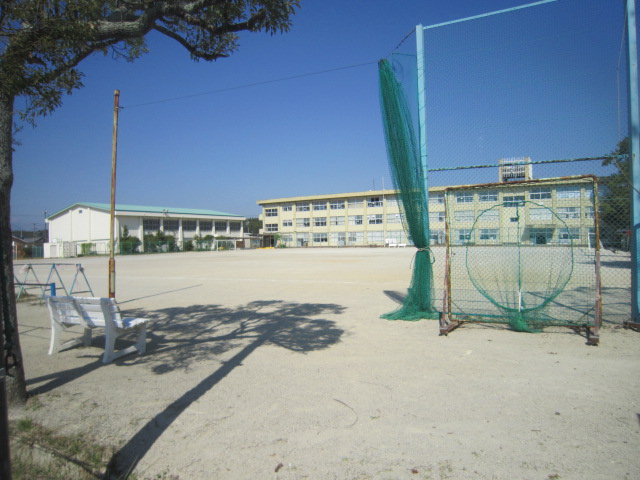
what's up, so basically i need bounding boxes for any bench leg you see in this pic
[82,327,92,347]
[48,321,63,355]
[102,329,118,364]
[102,326,147,364]
[135,324,147,355]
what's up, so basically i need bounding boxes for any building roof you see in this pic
[257,189,402,205]
[48,202,244,220]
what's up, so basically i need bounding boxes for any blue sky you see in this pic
[11,0,628,230]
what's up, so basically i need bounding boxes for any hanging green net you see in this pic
[378,59,437,321]
[463,201,574,332]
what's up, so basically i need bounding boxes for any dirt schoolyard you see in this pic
[11,248,640,479]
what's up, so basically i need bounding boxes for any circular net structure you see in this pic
[464,201,574,332]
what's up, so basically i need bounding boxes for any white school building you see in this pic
[45,202,246,258]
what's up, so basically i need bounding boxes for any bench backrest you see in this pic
[47,296,122,329]
[47,296,83,327]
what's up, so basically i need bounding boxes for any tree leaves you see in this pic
[1,1,300,121]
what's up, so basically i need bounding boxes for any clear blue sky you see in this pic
[10,0,628,230]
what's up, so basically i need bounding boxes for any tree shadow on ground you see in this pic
[102,299,346,477]
[28,300,345,394]
[600,259,632,269]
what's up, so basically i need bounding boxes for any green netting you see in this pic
[464,201,574,332]
[378,59,437,321]
[443,178,599,332]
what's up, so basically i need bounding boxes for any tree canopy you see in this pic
[0,0,300,406]
[1,0,300,121]
[1,3,299,477]
[601,137,631,249]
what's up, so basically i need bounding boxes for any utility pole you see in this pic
[108,90,120,299]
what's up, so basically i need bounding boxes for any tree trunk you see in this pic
[0,93,28,405]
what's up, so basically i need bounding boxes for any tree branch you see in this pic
[153,25,228,60]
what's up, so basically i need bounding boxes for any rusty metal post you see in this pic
[108,90,120,299]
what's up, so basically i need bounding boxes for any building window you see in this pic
[387,213,404,224]
[163,219,179,232]
[585,206,595,219]
[265,224,278,232]
[503,195,525,207]
[330,232,346,245]
[283,220,293,227]
[313,233,328,243]
[297,233,309,246]
[530,208,552,222]
[558,228,580,243]
[229,222,241,232]
[386,198,399,208]
[558,207,580,219]
[479,191,498,202]
[530,187,551,200]
[199,221,212,232]
[368,197,383,207]
[478,209,499,222]
[430,230,445,245]
[429,193,444,205]
[387,231,404,243]
[454,210,474,222]
[143,218,160,231]
[349,215,363,225]
[182,220,197,231]
[479,229,499,241]
[368,214,383,225]
[313,201,327,211]
[529,228,553,245]
[368,231,384,243]
[584,187,594,199]
[456,229,472,244]
[265,208,278,217]
[282,204,293,212]
[314,217,327,227]
[348,199,363,208]
[348,231,364,244]
[456,192,473,203]
[215,221,227,233]
[330,201,345,210]
[429,211,445,223]
[297,203,310,212]
[556,186,581,199]
[296,218,310,228]
[330,216,345,226]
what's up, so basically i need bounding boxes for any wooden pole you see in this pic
[109,90,120,299]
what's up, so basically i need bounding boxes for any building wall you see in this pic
[46,205,245,258]
[89,208,111,241]
[259,190,409,247]
[258,179,595,248]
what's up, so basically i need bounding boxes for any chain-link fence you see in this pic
[427,159,630,326]
[380,0,632,328]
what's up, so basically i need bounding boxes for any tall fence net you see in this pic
[379,0,631,330]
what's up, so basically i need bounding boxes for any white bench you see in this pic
[46,296,150,364]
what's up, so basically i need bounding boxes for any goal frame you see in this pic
[438,174,602,344]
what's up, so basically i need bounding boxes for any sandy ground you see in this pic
[10,248,640,480]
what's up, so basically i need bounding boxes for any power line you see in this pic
[121,60,378,110]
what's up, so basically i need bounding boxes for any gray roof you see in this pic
[48,202,244,219]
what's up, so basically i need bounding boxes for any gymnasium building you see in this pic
[44,202,246,258]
